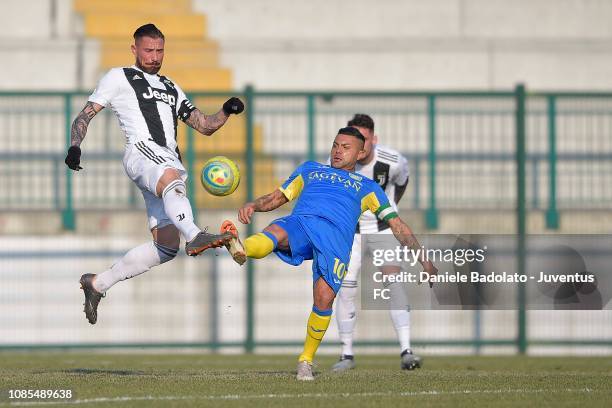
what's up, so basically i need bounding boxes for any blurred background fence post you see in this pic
[307,94,316,162]
[62,93,75,230]
[245,84,256,353]
[515,84,528,354]
[546,94,560,229]
[426,94,438,229]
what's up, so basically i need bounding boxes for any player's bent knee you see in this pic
[314,297,335,311]
[154,241,178,263]
[161,179,186,199]
[152,225,179,263]
[314,279,336,310]
[156,168,182,197]
[152,224,181,250]
[262,224,289,250]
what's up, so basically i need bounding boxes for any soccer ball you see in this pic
[200,156,240,196]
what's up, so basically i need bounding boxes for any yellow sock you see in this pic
[298,307,332,363]
[244,232,276,259]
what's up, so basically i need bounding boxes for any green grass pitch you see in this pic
[0,353,610,407]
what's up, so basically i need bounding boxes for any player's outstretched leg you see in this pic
[79,273,105,325]
[159,177,232,256]
[221,220,246,265]
[81,239,179,324]
[185,230,233,256]
[222,220,279,265]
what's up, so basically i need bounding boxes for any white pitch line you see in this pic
[1,388,595,406]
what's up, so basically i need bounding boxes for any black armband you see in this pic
[178,99,196,122]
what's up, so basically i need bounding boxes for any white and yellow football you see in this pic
[200,156,240,196]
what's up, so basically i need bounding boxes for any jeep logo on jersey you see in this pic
[142,87,176,107]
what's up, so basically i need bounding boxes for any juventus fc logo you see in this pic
[377,174,387,186]
[177,214,185,221]
[142,86,176,107]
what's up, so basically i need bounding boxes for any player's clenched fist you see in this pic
[65,145,83,171]
[238,202,256,224]
[223,97,244,116]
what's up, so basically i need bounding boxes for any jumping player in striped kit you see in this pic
[64,24,244,325]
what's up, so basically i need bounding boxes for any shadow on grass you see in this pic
[64,368,147,376]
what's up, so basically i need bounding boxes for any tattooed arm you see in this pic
[70,101,104,146]
[183,97,244,136]
[238,189,289,224]
[64,102,104,170]
[387,216,438,277]
[252,189,289,212]
[184,108,229,136]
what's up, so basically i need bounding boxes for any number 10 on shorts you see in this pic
[333,258,347,280]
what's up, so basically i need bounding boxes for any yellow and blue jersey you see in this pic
[279,161,397,244]
[271,161,398,292]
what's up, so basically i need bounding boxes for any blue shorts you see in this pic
[270,214,352,293]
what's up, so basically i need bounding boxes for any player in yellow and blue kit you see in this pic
[269,159,396,294]
[218,127,437,380]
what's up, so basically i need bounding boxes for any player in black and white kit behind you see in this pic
[331,114,422,371]
[64,24,244,324]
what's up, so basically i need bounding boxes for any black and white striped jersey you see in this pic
[88,66,196,160]
[355,145,409,233]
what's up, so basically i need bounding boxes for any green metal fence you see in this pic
[1,86,611,353]
[1,87,610,227]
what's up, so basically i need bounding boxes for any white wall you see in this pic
[0,0,79,39]
[0,0,95,90]
[1,0,612,90]
[0,0,54,39]
[0,39,99,90]
[194,0,612,40]
[193,0,612,90]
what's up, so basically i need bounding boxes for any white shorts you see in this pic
[123,141,188,230]
[343,228,400,287]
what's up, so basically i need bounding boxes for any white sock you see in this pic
[336,283,358,356]
[93,242,177,293]
[388,281,411,352]
[162,180,200,242]
[390,309,411,352]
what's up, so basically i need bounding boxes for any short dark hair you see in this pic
[134,24,165,40]
[347,113,374,131]
[337,126,365,143]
